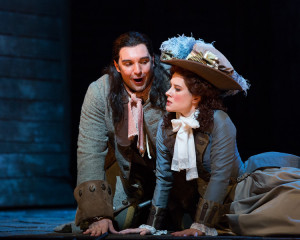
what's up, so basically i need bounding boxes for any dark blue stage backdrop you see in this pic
[0,0,73,207]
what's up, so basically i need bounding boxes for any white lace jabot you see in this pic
[171,110,200,181]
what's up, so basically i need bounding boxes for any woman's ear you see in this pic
[192,95,201,105]
[114,60,121,73]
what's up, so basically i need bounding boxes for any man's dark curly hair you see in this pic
[105,31,169,126]
[163,66,226,132]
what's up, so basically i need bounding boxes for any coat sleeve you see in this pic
[147,120,173,228]
[194,110,237,227]
[77,78,109,184]
[74,77,114,226]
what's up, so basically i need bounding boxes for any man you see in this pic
[74,32,169,236]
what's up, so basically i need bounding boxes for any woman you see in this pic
[120,35,300,236]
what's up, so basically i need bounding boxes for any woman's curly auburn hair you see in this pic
[163,66,226,132]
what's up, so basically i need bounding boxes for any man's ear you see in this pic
[192,96,201,105]
[114,60,121,72]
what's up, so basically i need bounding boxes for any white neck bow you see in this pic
[171,110,200,181]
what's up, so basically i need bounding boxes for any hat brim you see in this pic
[161,58,242,91]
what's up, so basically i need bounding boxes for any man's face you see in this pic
[114,44,154,92]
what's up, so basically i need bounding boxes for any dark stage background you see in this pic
[0,0,299,208]
[70,0,300,186]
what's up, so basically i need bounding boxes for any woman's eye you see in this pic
[175,88,180,92]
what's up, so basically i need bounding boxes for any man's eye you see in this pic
[141,60,149,64]
[124,62,132,66]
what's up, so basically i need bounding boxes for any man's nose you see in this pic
[133,63,142,75]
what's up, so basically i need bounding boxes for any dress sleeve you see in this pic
[194,110,237,227]
[74,77,114,226]
[152,120,174,208]
[147,120,173,228]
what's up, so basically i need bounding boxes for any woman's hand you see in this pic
[119,228,150,235]
[83,219,118,236]
[171,228,204,237]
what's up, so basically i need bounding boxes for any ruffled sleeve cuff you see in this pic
[190,222,218,236]
[139,224,167,235]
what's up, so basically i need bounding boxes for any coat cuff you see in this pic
[146,205,167,229]
[74,180,114,227]
[194,198,221,227]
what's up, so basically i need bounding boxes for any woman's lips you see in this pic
[166,100,172,106]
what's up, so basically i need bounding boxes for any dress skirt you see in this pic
[227,167,300,236]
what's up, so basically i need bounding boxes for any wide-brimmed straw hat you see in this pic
[160,35,249,95]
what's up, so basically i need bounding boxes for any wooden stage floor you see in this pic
[0,208,299,240]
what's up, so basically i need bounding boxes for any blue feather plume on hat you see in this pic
[160,35,204,59]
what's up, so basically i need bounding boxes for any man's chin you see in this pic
[131,86,146,92]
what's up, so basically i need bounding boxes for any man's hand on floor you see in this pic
[83,219,118,236]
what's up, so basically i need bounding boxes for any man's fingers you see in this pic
[83,229,92,235]
[84,221,110,236]
[95,229,103,237]
[89,229,97,236]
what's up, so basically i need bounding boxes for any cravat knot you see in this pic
[172,117,199,133]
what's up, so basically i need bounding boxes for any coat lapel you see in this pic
[115,97,132,147]
[143,102,165,158]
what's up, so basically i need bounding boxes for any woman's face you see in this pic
[166,72,200,117]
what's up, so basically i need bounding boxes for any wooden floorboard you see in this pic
[0,208,299,240]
